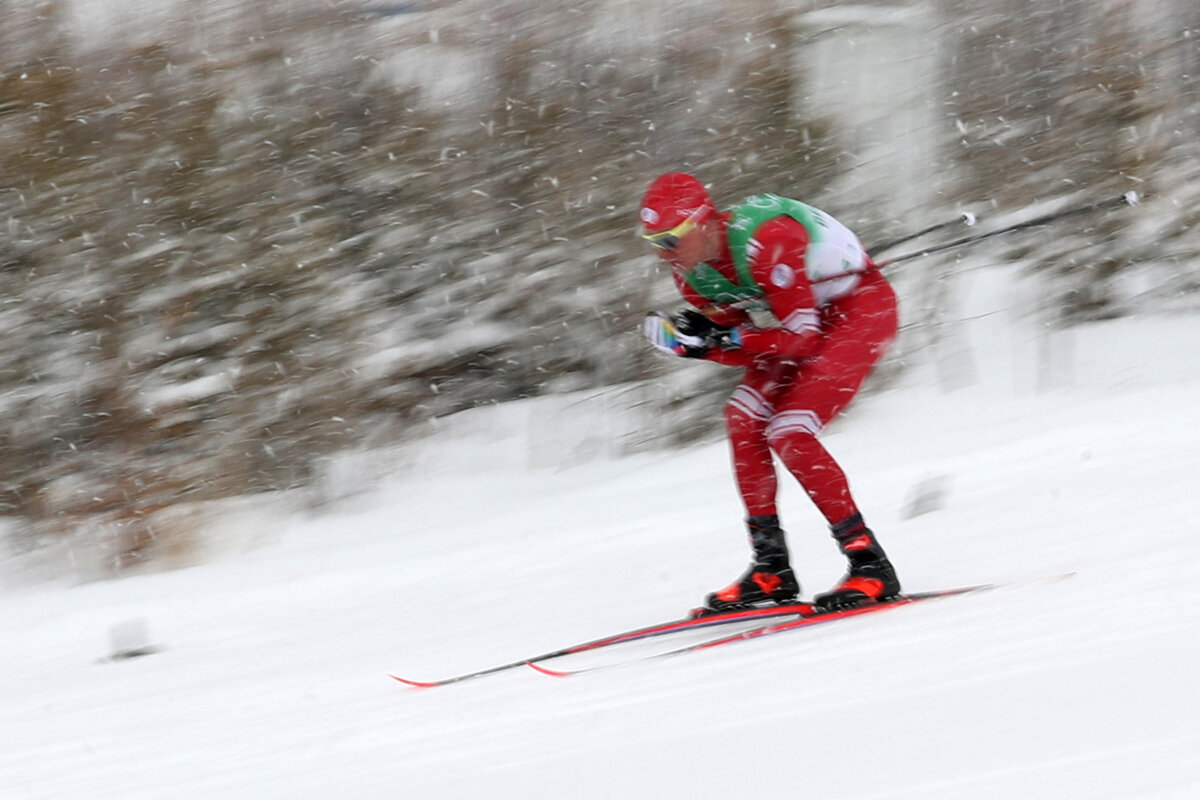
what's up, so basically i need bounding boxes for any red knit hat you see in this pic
[639,172,714,233]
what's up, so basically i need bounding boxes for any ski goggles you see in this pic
[641,207,708,251]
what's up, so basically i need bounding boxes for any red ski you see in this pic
[393,576,1071,687]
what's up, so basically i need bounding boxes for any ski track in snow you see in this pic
[3,267,1200,799]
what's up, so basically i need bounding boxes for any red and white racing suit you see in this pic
[674,212,899,525]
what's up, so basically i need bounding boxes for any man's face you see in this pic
[654,217,716,272]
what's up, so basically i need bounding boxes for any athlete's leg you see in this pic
[766,272,901,607]
[767,271,899,525]
[699,363,803,613]
[724,375,781,517]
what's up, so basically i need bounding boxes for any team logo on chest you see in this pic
[770,263,796,289]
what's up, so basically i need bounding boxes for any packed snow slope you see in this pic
[3,264,1200,799]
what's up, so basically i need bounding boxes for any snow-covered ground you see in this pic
[3,263,1200,799]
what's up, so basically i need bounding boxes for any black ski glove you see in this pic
[674,309,741,353]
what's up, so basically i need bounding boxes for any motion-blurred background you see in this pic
[2,0,1197,572]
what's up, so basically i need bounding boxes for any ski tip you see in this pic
[389,674,440,690]
[525,660,574,678]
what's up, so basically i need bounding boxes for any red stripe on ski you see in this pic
[525,660,573,678]
[389,675,442,689]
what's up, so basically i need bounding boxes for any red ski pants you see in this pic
[723,270,898,524]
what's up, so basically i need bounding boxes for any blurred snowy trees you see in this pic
[0,0,1197,569]
[944,0,1200,318]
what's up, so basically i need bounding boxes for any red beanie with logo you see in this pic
[639,172,714,233]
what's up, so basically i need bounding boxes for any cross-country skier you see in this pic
[639,172,900,613]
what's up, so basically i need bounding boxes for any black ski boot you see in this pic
[699,515,800,614]
[814,513,900,612]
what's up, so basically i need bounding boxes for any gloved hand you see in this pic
[643,310,741,358]
[676,309,742,351]
[672,309,720,339]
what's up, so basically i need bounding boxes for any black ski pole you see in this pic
[879,191,1139,267]
[867,212,977,257]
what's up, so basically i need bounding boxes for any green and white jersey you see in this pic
[727,194,868,306]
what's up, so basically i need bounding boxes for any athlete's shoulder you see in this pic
[745,216,809,267]
[739,218,808,300]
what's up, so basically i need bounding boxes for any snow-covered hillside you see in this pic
[2,263,1199,798]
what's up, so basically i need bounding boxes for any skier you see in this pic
[639,172,900,613]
